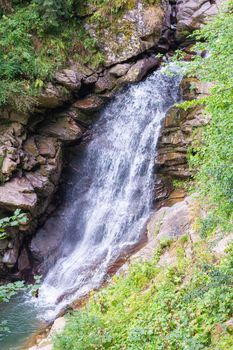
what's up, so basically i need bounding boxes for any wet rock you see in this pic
[30,212,66,271]
[119,56,159,84]
[109,63,132,77]
[18,247,30,272]
[35,136,58,158]
[70,61,95,80]
[95,73,116,93]
[0,239,9,251]
[26,172,55,194]
[0,107,30,125]
[2,157,18,178]
[38,116,82,142]
[72,95,104,114]
[2,236,20,268]
[155,78,212,204]
[23,137,40,157]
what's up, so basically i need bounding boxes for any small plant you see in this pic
[0,281,26,303]
[0,209,28,240]
[159,237,173,250]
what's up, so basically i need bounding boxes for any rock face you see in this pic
[0,0,221,277]
[119,56,160,84]
[86,0,166,66]
[154,77,211,206]
[126,195,196,264]
[176,0,225,43]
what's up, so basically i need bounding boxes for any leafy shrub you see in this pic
[54,240,233,350]
[0,209,27,239]
[0,1,105,111]
[178,7,233,233]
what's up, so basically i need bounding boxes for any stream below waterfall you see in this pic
[0,65,182,349]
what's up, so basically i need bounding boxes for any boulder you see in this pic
[0,177,37,212]
[156,197,193,241]
[176,0,225,43]
[130,196,195,263]
[72,95,104,114]
[27,317,66,350]
[211,233,233,256]
[37,83,70,109]
[86,1,165,66]
[109,63,132,77]
[38,116,82,142]
[54,69,81,91]
[94,73,116,93]
[119,56,159,84]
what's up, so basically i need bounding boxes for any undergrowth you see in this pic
[54,237,233,350]
[175,4,233,235]
[0,1,104,112]
[0,0,161,112]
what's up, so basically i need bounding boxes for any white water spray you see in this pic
[36,66,182,319]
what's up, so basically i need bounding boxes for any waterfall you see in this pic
[36,65,182,320]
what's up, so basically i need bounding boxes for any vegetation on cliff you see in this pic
[0,0,160,112]
[0,1,98,111]
[183,7,233,235]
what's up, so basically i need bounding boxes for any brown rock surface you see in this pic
[176,0,225,43]
[86,1,165,66]
[119,56,159,84]
[0,177,37,212]
[38,116,82,142]
[72,95,104,114]
[54,69,81,91]
[154,78,211,205]
[37,83,70,109]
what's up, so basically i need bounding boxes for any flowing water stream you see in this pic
[0,65,182,349]
[36,65,182,320]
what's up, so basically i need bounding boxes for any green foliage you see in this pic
[0,209,27,240]
[178,8,233,233]
[54,240,233,350]
[34,0,74,31]
[0,281,26,303]
[0,1,105,111]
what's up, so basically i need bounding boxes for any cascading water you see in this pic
[35,65,182,320]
